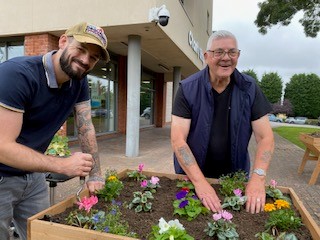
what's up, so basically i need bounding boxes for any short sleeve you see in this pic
[251,84,272,121]
[172,86,191,118]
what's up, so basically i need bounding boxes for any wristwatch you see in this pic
[253,168,266,176]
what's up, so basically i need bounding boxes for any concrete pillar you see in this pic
[173,66,181,103]
[126,35,141,157]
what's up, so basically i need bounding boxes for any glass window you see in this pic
[0,39,24,63]
[140,71,155,127]
[67,60,118,137]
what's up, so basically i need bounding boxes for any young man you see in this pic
[171,30,274,214]
[0,22,109,240]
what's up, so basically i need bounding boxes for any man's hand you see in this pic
[245,176,266,213]
[59,152,93,177]
[194,180,222,212]
[87,176,105,194]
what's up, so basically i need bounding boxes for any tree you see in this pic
[272,99,293,116]
[260,72,283,104]
[255,0,320,38]
[242,69,259,84]
[284,73,320,118]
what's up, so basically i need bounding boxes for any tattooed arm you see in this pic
[74,101,104,193]
[171,115,222,212]
[245,114,274,214]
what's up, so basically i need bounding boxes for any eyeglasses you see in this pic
[207,48,240,58]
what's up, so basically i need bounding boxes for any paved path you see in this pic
[51,125,320,228]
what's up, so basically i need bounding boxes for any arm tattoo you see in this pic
[177,146,196,166]
[75,102,101,176]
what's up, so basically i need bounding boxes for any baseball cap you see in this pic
[65,22,110,62]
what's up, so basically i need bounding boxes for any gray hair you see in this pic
[206,30,238,50]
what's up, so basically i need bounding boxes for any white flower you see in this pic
[168,219,185,231]
[169,235,174,240]
[158,217,170,234]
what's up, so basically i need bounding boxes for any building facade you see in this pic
[0,0,212,156]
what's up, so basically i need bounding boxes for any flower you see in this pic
[264,203,276,212]
[151,218,193,240]
[107,175,117,181]
[233,188,242,197]
[274,199,290,209]
[270,179,278,188]
[176,190,188,200]
[179,200,189,208]
[138,163,144,173]
[140,179,148,187]
[221,210,233,221]
[150,176,160,185]
[213,213,222,221]
[205,210,238,239]
[158,217,171,234]
[77,195,98,213]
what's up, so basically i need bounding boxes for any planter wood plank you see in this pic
[28,169,320,240]
[298,133,320,185]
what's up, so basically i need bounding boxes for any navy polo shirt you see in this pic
[0,51,89,176]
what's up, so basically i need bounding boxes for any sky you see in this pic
[212,0,320,85]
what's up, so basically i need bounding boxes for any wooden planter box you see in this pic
[298,133,320,184]
[28,169,320,240]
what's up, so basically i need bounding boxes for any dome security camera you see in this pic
[158,6,170,26]
[148,5,170,27]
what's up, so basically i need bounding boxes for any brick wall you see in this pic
[24,34,58,56]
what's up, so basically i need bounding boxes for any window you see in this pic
[67,60,118,137]
[0,39,24,63]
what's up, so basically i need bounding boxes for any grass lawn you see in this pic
[273,126,320,150]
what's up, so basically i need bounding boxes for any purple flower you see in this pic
[176,190,188,200]
[150,176,160,185]
[104,226,110,233]
[179,200,189,208]
[270,179,277,188]
[92,214,99,223]
[221,210,233,221]
[213,213,222,221]
[140,180,148,188]
[110,209,117,215]
[138,163,144,173]
[233,188,242,197]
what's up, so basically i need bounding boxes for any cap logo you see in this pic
[85,24,107,47]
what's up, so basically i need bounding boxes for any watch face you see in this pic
[254,169,265,176]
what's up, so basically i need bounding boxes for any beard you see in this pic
[59,49,91,80]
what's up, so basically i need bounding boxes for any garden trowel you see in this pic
[76,176,85,201]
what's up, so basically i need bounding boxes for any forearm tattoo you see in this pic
[76,102,101,176]
[177,145,196,166]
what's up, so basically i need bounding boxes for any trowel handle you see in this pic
[80,176,85,185]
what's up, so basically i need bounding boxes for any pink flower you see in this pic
[140,180,148,187]
[150,176,160,185]
[233,188,242,197]
[221,210,233,221]
[270,179,277,188]
[77,195,98,213]
[138,163,144,173]
[212,213,222,221]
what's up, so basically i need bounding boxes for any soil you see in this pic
[47,177,312,240]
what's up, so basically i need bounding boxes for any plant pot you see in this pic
[28,170,320,240]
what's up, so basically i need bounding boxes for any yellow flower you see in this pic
[107,175,117,182]
[264,203,276,212]
[274,199,290,209]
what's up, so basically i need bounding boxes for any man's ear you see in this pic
[58,34,69,49]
